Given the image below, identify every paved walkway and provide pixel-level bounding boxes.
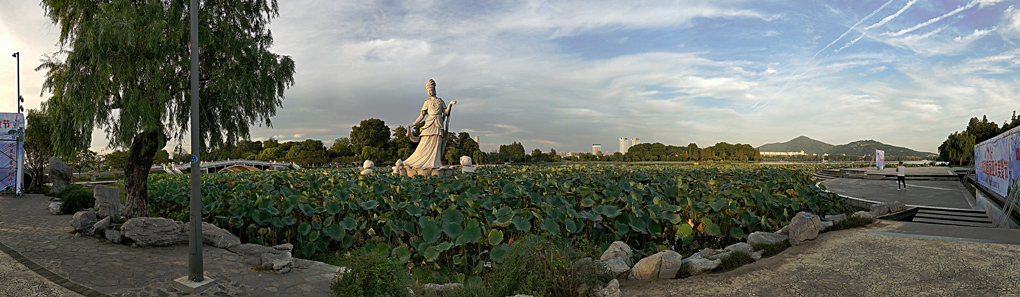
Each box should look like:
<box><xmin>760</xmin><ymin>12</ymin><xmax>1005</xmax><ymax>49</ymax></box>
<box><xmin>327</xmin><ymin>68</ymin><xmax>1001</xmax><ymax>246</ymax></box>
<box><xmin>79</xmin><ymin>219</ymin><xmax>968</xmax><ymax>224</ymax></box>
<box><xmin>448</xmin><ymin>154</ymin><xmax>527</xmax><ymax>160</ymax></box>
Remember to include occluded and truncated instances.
<box><xmin>620</xmin><ymin>220</ymin><xmax>1020</xmax><ymax>296</ymax></box>
<box><xmin>0</xmin><ymin>194</ymin><xmax>339</xmax><ymax>297</ymax></box>
<box><xmin>821</xmin><ymin>179</ymin><xmax>976</xmax><ymax>209</ymax></box>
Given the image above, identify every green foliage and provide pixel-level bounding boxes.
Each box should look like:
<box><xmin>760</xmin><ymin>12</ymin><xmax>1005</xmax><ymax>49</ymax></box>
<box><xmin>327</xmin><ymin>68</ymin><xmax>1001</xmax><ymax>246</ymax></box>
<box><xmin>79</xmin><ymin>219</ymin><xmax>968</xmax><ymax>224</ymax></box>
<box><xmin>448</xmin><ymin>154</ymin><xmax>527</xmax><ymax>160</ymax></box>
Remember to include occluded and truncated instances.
<box><xmin>25</xmin><ymin>109</ymin><xmax>54</xmax><ymax>189</ymax></box>
<box><xmin>827</xmin><ymin>216</ymin><xmax>875</xmax><ymax>231</ymax></box>
<box><xmin>59</xmin><ymin>187</ymin><xmax>94</xmax><ymax>215</ymax></box>
<box><xmin>351</xmin><ymin>119</ymin><xmax>391</xmax><ymax>156</ymax></box>
<box><xmin>489</xmin><ymin>235</ymin><xmax>610</xmax><ymax>297</ymax></box>
<box><xmin>102</xmin><ymin>150</ymin><xmax>131</xmax><ymax>171</ymax></box>
<box><xmin>56</xmin><ymin>184</ymin><xmax>84</xmax><ymax>198</ymax></box>
<box><xmin>759</xmin><ymin>136</ymin><xmax>834</xmax><ymax>155</ymax></box>
<box><xmin>327</xmin><ymin>247</ymin><xmax>412</xmax><ymax>297</ymax></box>
<box><xmin>714</xmin><ymin>251</ymin><xmax>755</xmax><ymax>271</ymax></box>
<box><xmin>146</xmin><ymin>164</ymin><xmax>852</xmax><ymax>271</ymax></box>
<box><xmin>750</xmin><ymin>241</ymin><xmax>789</xmax><ymax>257</ymax></box>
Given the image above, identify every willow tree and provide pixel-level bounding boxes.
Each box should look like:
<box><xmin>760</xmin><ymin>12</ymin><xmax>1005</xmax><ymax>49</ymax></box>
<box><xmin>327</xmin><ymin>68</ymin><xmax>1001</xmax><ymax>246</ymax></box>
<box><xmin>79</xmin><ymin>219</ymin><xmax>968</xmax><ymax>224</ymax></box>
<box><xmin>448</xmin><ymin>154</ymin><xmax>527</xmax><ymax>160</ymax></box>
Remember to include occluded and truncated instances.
<box><xmin>37</xmin><ymin>0</ymin><xmax>295</xmax><ymax>218</ymax></box>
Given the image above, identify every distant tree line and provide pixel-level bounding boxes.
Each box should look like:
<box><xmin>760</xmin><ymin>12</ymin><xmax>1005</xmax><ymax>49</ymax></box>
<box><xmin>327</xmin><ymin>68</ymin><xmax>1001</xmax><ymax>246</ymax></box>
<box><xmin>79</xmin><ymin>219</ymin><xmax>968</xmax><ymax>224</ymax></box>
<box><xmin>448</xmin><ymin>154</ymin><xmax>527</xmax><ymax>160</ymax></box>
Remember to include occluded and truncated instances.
<box><xmin>938</xmin><ymin>113</ymin><xmax>1020</xmax><ymax>166</ymax></box>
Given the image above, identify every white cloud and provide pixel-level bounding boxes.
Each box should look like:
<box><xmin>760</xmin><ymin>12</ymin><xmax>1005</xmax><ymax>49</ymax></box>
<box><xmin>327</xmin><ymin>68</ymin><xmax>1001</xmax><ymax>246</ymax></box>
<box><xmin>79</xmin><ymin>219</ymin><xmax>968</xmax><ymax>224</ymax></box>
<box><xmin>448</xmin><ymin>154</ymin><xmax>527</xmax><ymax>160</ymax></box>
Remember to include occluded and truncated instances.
<box><xmin>1001</xmin><ymin>6</ymin><xmax>1020</xmax><ymax>41</ymax></box>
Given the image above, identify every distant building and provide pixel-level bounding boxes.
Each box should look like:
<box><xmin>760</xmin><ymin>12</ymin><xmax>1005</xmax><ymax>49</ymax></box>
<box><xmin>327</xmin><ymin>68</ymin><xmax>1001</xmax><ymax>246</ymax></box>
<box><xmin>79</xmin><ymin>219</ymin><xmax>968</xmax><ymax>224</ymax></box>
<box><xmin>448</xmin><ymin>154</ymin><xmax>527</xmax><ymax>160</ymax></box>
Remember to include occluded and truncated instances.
<box><xmin>473</xmin><ymin>136</ymin><xmax>479</xmax><ymax>144</ymax></box>
<box><xmin>619</xmin><ymin>138</ymin><xmax>629</xmax><ymax>154</ymax></box>
<box><xmin>592</xmin><ymin>144</ymin><xmax>602</xmax><ymax>155</ymax></box>
<box><xmin>631</xmin><ymin>138</ymin><xmax>639</xmax><ymax>147</ymax></box>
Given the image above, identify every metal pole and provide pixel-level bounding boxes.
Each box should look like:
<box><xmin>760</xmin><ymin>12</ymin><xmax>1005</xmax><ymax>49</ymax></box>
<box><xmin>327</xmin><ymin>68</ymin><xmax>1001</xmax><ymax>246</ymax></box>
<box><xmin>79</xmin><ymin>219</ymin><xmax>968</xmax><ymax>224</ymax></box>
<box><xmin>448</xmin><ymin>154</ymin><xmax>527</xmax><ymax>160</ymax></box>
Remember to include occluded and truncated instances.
<box><xmin>13</xmin><ymin>52</ymin><xmax>19</xmax><ymax>107</ymax></box>
<box><xmin>188</xmin><ymin>0</ymin><xmax>204</xmax><ymax>282</ymax></box>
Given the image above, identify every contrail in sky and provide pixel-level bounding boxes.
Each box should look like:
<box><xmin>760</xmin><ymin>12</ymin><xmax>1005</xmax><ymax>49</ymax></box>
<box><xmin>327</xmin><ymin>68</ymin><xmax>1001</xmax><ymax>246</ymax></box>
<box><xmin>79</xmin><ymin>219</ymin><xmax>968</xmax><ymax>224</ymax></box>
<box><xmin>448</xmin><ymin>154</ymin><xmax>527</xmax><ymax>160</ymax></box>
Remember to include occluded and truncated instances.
<box><xmin>882</xmin><ymin>0</ymin><xmax>986</xmax><ymax>37</ymax></box>
<box><xmin>864</xmin><ymin>0</ymin><xmax>918</xmax><ymax>30</ymax></box>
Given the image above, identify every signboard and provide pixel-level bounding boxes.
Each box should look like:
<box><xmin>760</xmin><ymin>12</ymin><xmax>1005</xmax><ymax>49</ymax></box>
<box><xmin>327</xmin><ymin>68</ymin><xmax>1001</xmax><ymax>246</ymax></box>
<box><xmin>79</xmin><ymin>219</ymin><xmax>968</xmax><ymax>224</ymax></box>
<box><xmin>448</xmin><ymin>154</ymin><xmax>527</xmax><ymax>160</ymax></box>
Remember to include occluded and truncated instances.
<box><xmin>0</xmin><ymin>113</ymin><xmax>25</xmax><ymax>195</ymax></box>
<box><xmin>974</xmin><ymin>125</ymin><xmax>1020</xmax><ymax>198</ymax></box>
<box><xmin>876</xmin><ymin>150</ymin><xmax>885</xmax><ymax>171</ymax></box>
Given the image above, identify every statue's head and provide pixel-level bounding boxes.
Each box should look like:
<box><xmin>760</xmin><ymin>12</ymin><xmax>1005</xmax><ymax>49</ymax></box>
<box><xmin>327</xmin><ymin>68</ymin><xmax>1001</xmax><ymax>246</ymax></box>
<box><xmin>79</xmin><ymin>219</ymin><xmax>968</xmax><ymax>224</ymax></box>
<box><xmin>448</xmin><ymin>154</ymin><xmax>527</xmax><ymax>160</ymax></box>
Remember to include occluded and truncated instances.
<box><xmin>427</xmin><ymin>79</ymin><xmax>437</xmax><ymax>97</ymax></box>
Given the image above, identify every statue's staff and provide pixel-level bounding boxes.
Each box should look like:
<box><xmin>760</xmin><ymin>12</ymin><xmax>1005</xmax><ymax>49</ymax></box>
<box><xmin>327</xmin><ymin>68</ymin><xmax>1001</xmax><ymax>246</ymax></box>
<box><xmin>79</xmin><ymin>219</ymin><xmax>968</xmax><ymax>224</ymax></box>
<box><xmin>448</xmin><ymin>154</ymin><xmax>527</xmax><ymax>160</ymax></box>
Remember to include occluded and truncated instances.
<box><xmin>439</xmin><ymin>101</ymin><xmax>457</xmax><ymax>157</ymax></box>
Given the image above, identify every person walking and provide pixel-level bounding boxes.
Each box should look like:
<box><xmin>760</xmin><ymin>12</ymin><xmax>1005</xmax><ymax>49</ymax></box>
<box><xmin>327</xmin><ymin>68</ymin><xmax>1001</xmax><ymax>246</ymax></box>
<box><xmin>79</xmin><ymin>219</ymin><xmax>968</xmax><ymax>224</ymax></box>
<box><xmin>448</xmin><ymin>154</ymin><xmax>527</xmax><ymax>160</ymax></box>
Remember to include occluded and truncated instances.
<box><xmin>896</xmin><ymin>161</ymin><xmax>907</xmax><ymax>190</ymax></box>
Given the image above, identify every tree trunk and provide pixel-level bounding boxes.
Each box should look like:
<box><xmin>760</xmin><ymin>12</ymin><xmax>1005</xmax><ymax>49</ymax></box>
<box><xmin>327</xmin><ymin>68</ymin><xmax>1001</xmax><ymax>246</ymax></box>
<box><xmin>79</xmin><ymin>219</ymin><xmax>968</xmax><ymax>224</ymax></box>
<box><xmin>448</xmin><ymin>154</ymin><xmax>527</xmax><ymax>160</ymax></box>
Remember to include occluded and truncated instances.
<box><xmin>122</xmin><ymin>130</ymin><xmax>164</xmax><ymax>219</ymax></box>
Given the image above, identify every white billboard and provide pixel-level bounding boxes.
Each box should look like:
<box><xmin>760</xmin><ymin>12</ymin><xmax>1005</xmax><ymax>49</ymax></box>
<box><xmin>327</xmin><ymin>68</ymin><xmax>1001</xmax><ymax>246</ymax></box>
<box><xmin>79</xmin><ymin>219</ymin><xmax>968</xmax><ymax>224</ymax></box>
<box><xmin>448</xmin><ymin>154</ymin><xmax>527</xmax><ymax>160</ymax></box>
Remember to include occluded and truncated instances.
<box><xmin>974</xmin><ymin>125</ymin><xmax>1020</xmax><ymax>199</ymax></box>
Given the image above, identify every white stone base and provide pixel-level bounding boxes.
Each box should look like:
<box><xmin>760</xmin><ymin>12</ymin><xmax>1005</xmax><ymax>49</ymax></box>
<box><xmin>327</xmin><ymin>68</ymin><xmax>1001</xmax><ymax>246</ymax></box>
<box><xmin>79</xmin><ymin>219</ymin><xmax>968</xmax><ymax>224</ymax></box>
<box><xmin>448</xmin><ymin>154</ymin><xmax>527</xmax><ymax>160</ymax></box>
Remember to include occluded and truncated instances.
<box><xmin>172</xmin><ymin>275</ymin><xmax>216</xmax><ymax>294</ymax></box>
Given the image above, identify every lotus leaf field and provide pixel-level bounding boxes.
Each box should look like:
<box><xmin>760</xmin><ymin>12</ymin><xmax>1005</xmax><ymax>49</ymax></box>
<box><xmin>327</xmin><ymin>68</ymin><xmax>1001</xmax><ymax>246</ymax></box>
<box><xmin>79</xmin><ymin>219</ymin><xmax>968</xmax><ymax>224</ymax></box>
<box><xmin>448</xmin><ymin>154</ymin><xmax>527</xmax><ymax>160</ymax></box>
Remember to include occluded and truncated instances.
<box><xmin>148</xmin><ymin>164</ymin><xmax>853</xmax><ymax>270</ymax></box>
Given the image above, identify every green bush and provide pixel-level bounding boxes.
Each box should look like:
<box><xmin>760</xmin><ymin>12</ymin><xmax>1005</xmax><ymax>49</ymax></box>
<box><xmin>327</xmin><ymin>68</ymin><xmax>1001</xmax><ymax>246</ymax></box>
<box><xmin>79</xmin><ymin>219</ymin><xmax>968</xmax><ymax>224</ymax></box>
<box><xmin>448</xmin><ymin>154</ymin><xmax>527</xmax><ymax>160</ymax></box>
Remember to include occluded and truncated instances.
<box><xmin>412</xmin><ymin>282</ymin><xmax>491</xmax><ymax>297</ymax></box>
<box><xmin>714</xmin><ymin>251</ymin><xmax>755</xmax><ymax>271</ymax></box>
<box><xmin>59</xmin><ymin>188</ymin><xmax>94</xmax><ymax>215</ymax></box>
<box><xmin>489</xmin><ymin>235</ymin><xmax>612</xmax><ymax>297</ymax></box>
<box><xmin>750</xmin><ymin>241</ymin><xmax>789</xmax><ymax>257</ymax></box>
<box><xmin>828</xmin><ymin>215</ymin><xmax>875</xmax><ymax>231</ymax></box>
<box><xmin>56</xmin><ymin>184</ymin><xmax>84</xmax><ymax>199</ymax></box>
<box><xmin>329</xmin><ymin>247</ymin><xmax>412</xmax><ymax>297</ymax></box>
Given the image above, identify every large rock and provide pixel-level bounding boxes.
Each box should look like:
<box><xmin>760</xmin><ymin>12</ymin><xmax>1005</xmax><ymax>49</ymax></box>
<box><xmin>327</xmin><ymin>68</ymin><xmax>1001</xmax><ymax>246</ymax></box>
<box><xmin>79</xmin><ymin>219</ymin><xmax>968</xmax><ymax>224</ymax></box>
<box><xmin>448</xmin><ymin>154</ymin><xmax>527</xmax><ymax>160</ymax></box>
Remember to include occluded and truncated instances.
<box><xmin>852</xmin><ymin>210</ymin><xmax>874</xmax><ymax>219</ymax></box>
<box><xmin>227</xmin><ymin>243</ymin><xmax>285</xmax><ymax>257</ymax></box>
<box><xmin>870</xmin><ymin>203</ymin><xmax>890</xmax><ymax>216</ymax></box>
<box><xmin>681</xmin><ymin>256</ymin><xmax>721</xmax><ymax>276</ymax></box>
<box><xmin>69</xmin><ymin>209</ymin><xmax>98</xmax><ymax>235</ymax></box>
<box><xmin>92</xmin><ymin>217</ymin><xmax>111</xmax><ymax>236</ymax></box>
<box><xmin>595</xmin><ymin>279</ymin><xmax>621</xmax><ymax>297</ymax></box>
<box><xmin>48</xmin><ymin>157</ymin><xmax>72</xmax><ymax>193</ymax></box>
<box><xmin>105</xmin><ymin>230</ymin><xmax>124</xmax><ymax>244</ymax></box>
<box><xmin>92</xmin><ymin>186</ymin><xmax>122</xmax><ymax>222</ymax></box>
<box><xmin>261</xmin><ymin>252</ymin><xmax>293</xmax><ymax>274</ymax></box>
<box><xmin>824</xmin><ymin>214</ymin><xmax>847</xmax><ymax>224</ymax></box>
<box><xmin>788</xmin><ymin>212</ymin><xmax>821</xmax><ymax>246</ymax></box>
<box><xmin>601</xmin><ymin>257</ymin><xmax>630</xmax><ymax>278</ymax></box>
<box><xmin>747</xmin><ymin>231</ymin><xmax>788</xmax><ymax>246</ymax></box>
<box><xmin>599</xmin><ymin>241</ymin><xmax>633</xmax><ymax>267</ymax></box>
<box><xmin>887</xmin><ymin>201</ymin><xmax>907</xmax><ymax>213</ymax></box>
<box><xmin>629</xmin><ymin>250</ymin><xmax>683</xmax><ymax>280</ymax></box>
<box><xmin>122</xmin><ymin>217</ymin><xmax>188</xmax><ymax>247</ymax></box>
<box><xmin>819</xmin><ymin>221</ymin><xmax>834</xmax><ymax>232</ymax></box>
<box><xmin>777</xmin><ymin>225</ymin><xmax>789</xmax><ymax>235</ymax></box>
<box><xmin>724</xmin><ymin>242</ymin><xmax>753</xmax><ymax>254</ymax></box>
<box><xmin>181</xmin><ymin>222</ymin><xmax>241</xmax><ymax>249</ymax></box>
<box><xmin>47</xmin><ymin>202</ymin><xmax>62</xmax><ymax>215</ymax></box>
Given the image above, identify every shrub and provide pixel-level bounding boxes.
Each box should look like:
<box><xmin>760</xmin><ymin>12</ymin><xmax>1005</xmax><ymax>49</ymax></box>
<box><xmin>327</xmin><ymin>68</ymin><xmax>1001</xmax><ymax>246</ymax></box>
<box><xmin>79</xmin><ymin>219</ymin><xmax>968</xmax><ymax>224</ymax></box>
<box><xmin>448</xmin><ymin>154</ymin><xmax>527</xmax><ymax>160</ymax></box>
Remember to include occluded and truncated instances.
<box><xmin>750</xmin><ymin>241</ymin><xmax>789</xmax><ymax>257</ymax></box>
<box><xmin>56</xmin><ymin>184</ymin><xmax>84</xmax><ymax>199</ymax></box>
<box><xmin>828</xmin><ymin>216</ymin><xmax>875</xmax><ymax>231</ymax></box>
<box><xmin>412</xmin><ymin>282</ymin><xmax>491</xmax><ymax>297</ymax></box>
<box><xmin>489</xmin><ymin>235</ymin><xmax>612</xmax><ymax>297</ymax></box>
<box><xmin>714</xmin><ymin>251</ymin><xmax>755</xmax><ymax>271</ymax></box>
<box><xmin>59</xmin><ymin>188</ymin><xmax>94</xmax><ymax>215</ymax></box>
<box><xmin>329</xmin><ymin>247</ymin><xmax>412</xmax><ymax>297</ymax></box>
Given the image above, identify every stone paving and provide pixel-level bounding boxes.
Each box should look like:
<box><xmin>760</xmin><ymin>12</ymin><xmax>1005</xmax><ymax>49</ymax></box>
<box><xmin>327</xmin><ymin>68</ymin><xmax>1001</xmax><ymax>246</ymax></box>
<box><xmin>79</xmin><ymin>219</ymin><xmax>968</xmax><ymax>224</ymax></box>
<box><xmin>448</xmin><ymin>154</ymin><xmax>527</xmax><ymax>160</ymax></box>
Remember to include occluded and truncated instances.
<box><xmin>0</xmin><ymin>194</ymin><xmax>339</xmax><ymax>297</ymax></box>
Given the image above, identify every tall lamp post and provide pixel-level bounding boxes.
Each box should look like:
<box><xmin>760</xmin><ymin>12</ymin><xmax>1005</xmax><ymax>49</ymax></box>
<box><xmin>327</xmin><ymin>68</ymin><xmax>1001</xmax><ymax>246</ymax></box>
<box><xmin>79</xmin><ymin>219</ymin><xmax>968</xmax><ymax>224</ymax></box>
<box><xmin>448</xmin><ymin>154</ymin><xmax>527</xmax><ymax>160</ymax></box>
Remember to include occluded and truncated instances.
<box><xmin>12</xmin><ymin>52</ymin><xmax>23</xmax><ymax>113</ymax></box>
<box><xmin>172</xmin><ymin>0</ymin><xmax>215</xmax><ymax>293</ymax></box>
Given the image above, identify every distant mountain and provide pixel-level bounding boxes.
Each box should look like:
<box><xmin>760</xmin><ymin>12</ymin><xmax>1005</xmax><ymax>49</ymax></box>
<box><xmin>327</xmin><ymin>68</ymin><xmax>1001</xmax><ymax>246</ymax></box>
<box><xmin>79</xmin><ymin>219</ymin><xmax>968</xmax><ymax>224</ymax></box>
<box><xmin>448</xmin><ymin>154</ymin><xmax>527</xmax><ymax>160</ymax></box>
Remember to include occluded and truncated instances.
<box><xmin>757</xmin><ymin>136</ymin><xmax>834</xmax><ymax>155</ymax></box>
<box><xmin>826</xmin><ymin>140</ymin><xmax>935</xmax><ymax>158</ymax></box>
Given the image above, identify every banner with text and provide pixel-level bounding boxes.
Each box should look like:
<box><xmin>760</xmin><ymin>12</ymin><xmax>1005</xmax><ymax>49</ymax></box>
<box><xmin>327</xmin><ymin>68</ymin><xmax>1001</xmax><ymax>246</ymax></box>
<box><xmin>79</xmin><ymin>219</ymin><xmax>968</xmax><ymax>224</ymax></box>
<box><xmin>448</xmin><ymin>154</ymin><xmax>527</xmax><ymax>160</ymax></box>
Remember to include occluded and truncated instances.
<box><xmin>0</xmin><ymin>113</ymin><xmax>25</xmax><ymax>195</ymax></box>
<box><xmin>974</xmin><ymin>125</ymin><xmax>1020</xmax><ymax>198</ymax></box>
<box><xmin>876</xmin><ymin>150</ymin><xmax>885</xmax><ymax>171</ymax></box>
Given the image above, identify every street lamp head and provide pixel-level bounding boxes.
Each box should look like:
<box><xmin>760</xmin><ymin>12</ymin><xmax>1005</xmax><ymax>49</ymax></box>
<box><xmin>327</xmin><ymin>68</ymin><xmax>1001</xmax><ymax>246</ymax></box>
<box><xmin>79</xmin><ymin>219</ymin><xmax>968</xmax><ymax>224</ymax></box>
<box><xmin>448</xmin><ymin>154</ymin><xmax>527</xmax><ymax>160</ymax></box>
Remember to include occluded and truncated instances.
<box><xmin>11</xmin><ymin>52</ymin><xmax>17</xmax><ymax>58</ymax></box>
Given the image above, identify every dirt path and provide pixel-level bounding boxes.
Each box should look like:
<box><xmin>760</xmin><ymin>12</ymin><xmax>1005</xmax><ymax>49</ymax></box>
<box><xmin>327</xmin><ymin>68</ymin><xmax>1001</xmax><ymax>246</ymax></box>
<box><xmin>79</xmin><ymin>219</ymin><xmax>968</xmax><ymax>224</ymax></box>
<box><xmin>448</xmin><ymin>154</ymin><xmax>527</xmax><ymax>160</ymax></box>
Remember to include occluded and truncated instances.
<box><xmin>620</xmin><ymin>221</ymin><xmax>1020</xmax><ymax>297</ymax></box>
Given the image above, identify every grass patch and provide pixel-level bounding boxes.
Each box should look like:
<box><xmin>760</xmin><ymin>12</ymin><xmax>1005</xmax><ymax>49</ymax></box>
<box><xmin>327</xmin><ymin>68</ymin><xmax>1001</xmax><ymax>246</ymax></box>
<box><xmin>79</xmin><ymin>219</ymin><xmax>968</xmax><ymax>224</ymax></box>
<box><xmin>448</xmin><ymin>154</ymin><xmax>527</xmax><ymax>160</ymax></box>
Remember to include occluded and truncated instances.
<box><xmin>411</xmin><ymin>282</ymin><xmax>491</xmax><ymax>297</ymax></box>
<box><xmin>750</xmin><ymin>241</ymin><xmax>789</xmax><ymax>257</ymax></box>
<box><xmin>714</xmin><ymin>251</ymin><xmax>755</xmax><ymax>271</ymax></box>
<box><xmin>827</xmin><ymin>216</ymin><xmax>875</xmax><ymax>232</ymax></box>
<box><xmin>327</xmin><ymin>247</ymin><xmax>412</xmax><ymax>297</ymax></box>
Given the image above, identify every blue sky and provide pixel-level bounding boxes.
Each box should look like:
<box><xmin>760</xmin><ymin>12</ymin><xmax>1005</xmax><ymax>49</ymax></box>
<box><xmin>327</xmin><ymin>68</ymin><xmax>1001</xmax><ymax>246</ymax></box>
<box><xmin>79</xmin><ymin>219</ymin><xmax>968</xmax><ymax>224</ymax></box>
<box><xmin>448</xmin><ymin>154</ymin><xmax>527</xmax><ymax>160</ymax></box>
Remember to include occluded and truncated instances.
<box><xmin>2</xmin><ymin>0</ymin><xmax>1020</xmax><ymax>154</ymax></box>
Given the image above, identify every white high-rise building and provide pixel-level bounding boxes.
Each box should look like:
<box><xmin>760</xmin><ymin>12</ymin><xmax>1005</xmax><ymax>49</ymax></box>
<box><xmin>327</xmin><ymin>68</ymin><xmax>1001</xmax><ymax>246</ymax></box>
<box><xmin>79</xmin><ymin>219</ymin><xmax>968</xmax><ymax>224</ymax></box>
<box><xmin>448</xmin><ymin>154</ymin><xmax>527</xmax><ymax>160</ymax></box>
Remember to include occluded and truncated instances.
<box><xmin>592</xmin><ymin>144</ymin><xmax>602</xmax><ymax>155</ymax></box>
<box><xmin>631</xmin><ymin>138</ymin><xmax>640</xmax><ymax>147</ymax></box>
<box><xmin>619</xmin><ymin>138</ymin><xmax>629</xmax><ymax>154</ymax></box>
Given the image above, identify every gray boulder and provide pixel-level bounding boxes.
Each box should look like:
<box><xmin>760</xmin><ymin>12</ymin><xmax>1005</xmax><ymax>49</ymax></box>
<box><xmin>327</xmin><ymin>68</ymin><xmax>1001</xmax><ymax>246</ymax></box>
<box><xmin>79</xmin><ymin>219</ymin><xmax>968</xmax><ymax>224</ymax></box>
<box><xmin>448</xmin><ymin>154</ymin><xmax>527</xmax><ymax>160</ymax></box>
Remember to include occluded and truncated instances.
<box><xmin>887</xmin><ymin>201</ymin><xmax>907</xmax><ymax>213</ymax></box>
<box><xmin>870</xmin><ymin>203</ymin><xmax>890</xmax><ymax>216</ymax></box>
<box><xmin>181</xmin><ymin>222</ymin><xmax>241</xmax><ymax>249</ymax></box>
<box><xmin>852</xmin><ymin>210</ymin><xmax>874</xmax><ymax>219</ymax></box>
<box><xmin>601</xmin><ymin>257</ymin><xmax>630</xmax><ymax>278</ymax></box>
<box><xmin>47</xmin><ymin>202</ymin><xmax>62</xmax><ymax>215</ymax></box>
<box><xmin>595</xmin><ymin>279</ymin><xmax>621</xmax><ymax>297</ymax></box>
<box><xmin>122</xmin><ymin>217</ymin><xmax>188</xmax><ymax>247</ymax></box>
<box><xmin>91</xmin><ymin>217</ymin><xmax>111</xmax><ymax>236</ymax></box>
<box><xmin>92</xmin><ymin>186</ymin><xmax>122</xmax><ymax>222</ymax></box>
<box><xmin>820</xmin><ymin>221</ymin><xmax>834</xmax><ymax>232</ymax></box>
<box><xmin>105</xmin><ymin>230</ymin><xmax>124</xmax><ymax>244</ymax></box>
<box><xmin>629</xmin><ymin>250</ymin><xmax>683</xmax><ymax>280</ymax></box>
<box><xmin>824</xmin><ymin>214</ymin><xmax>847</xmax><ymax>224</ymax></box>
<box><xmin>681</xmin><ymin>256</ymin><xmax>721</xmax><ymax>276</ymax></box>
<box><xmin>228</xmin><ymin>243</ymin><xmax>285</xmax><ymax>257</ymax></box>
<box><xmin>261</xmin><ymin>252</ymin><xmax>293</xmax><ymax>274</ymax></box>
<box><xmin>48</xmin><ymin>157</ymin><xmax>72</xmax><ymax>193</ymax></box>
<box><xmin>751</xmin><ymin>250</ymin><xmax>764</xmax><ymax>261</ymax></box>
<box><xmin>599</xmin><ymin>241</ymin><xmax>633</xmax><ymax>267</ymax></box>
<box><xmin>724</xmin><ymin>242</ymin><xmax>753</xmax><ymax>254</ymax></box>
<box><xmin>777</xmin><ymin>225</ymin><xmax>789</xmax><ymax>235</ymax></box>
<box><xmin>747</xmin><ymin>231</ymin><xmax>788</xmax><ymax>246</ymax></box>
<box><xmin>69</xmin><ymin>209</ymin><xmax>98</xmax><ymax>235</ymax></box>
<box><xmin>706</xmin><ymin>251</ymin><xmax>732</xmax><ymax>261</ymax></box>
<box><xmin>788</xmin><ymin>212</ymin><xmax>821</xmax><ymax>246</ymax></box>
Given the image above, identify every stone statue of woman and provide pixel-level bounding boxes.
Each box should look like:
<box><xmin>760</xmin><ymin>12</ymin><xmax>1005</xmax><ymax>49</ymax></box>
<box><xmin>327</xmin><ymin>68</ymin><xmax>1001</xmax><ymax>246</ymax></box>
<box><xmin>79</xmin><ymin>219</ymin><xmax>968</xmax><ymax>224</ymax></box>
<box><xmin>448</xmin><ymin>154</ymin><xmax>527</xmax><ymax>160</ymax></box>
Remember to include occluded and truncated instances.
<box><xmin>404</xmin><ymin>79</ymin><xmax>449</xmax><ymax>171</ymax></box>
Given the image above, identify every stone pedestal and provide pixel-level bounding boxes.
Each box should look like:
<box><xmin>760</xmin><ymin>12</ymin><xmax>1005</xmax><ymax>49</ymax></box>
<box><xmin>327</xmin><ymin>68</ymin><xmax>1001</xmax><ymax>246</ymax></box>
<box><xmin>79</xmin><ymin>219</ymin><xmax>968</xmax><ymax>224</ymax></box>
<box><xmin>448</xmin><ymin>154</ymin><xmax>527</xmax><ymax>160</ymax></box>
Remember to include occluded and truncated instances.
<box><xmin>172</xmin><ymin>276</ymin><xmax>216</xmax><ymax>294</ymax></box>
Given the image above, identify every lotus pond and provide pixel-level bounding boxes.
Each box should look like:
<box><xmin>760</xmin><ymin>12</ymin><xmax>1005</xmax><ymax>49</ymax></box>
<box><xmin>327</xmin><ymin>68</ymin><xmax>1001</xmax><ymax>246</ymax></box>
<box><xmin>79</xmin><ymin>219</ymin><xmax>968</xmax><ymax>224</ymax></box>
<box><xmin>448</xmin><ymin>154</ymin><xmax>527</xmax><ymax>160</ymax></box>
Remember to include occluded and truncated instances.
<box><xmin>148</xmin><ymin>163</ymin><xmax>853</xmax><ymax>272</ymax></box>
